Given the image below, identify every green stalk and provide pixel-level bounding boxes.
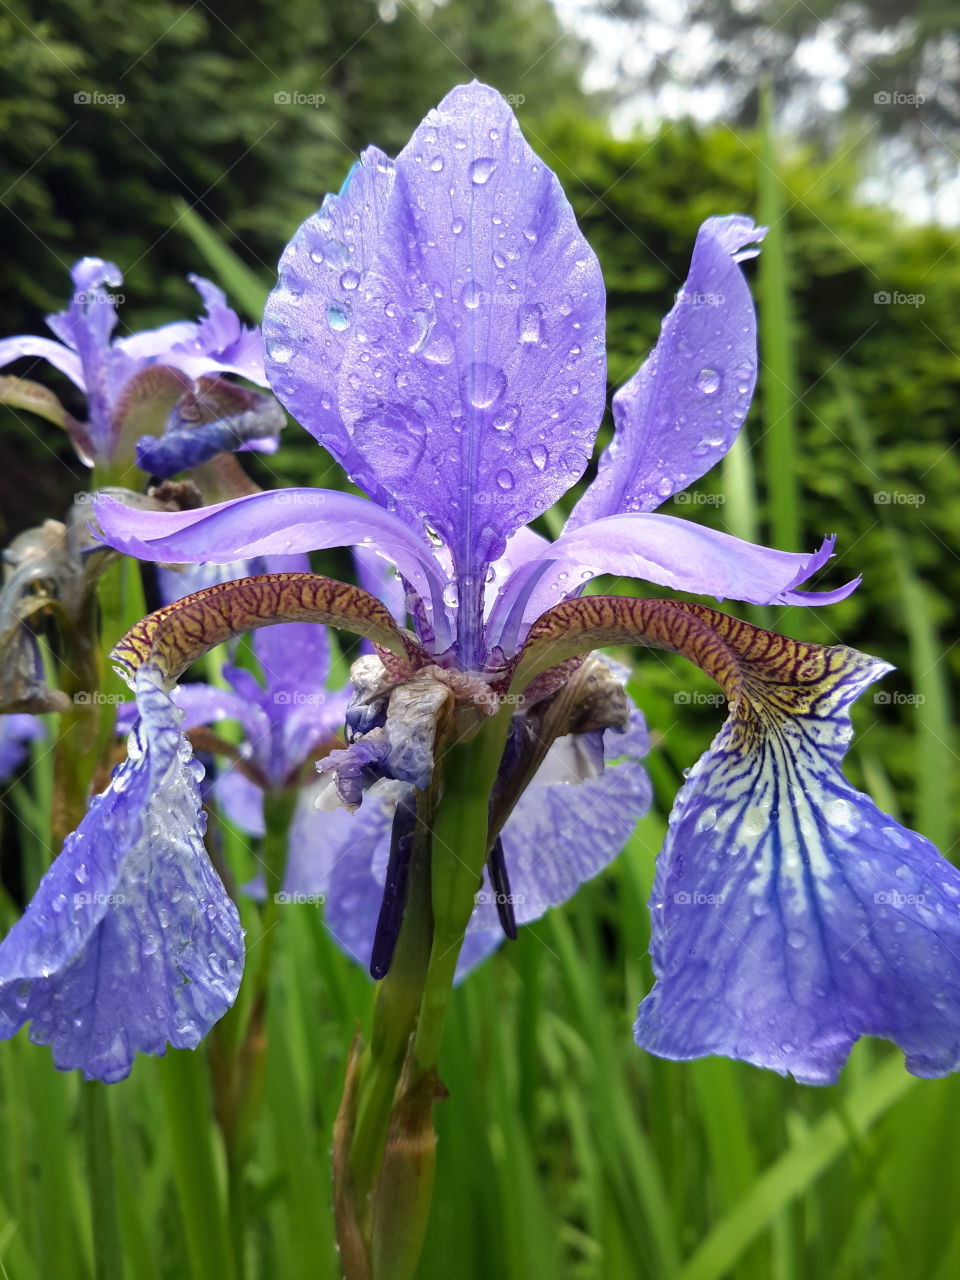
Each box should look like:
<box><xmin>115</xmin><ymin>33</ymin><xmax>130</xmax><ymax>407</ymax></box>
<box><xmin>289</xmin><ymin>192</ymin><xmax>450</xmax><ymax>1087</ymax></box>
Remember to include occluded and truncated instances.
<box><xmin>160</xmin><ymin>1051</ymin><xmax>237</xmax><ymax>1280</ymax></box>
<box><xmin>413</xmin><ymin>710</ymin><xmax>512</xmax><ymax>1071</ymax></box>
<box><xmin>83</xmin><ymin>1083</ymin><xmax>123</xmax><ymax>1280</ymax></box>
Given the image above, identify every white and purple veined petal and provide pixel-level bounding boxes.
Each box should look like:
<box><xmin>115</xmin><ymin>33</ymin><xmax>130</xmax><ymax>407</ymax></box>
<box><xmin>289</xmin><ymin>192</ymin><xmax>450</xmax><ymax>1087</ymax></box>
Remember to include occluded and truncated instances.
<box><xmin>568</xmin><ymin>216</ymin><xmax>766</xmax><ymax>528</ymax></box>
<box><xmin>0</xmin><ymin>663</ymin><xmax>243</xmax><ymax>1082</ymax></box>
<box><xmin>634</xmin><ymin>645</ymin><xmax>960</xmax><ymax>1084</ymax></box>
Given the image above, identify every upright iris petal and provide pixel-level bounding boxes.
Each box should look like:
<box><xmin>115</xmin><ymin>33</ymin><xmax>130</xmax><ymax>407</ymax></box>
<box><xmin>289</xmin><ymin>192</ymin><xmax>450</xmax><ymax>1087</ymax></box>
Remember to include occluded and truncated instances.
<box><xmin>264</xmin><ymin>81</ymin><xmax>607</xmax><ymax>663</ymax></box>
<box><xmin>0</xmin><ymin>663</ymin><xmax>243</xmax><ymax>1082</ymax></box>
<box><xmin>568</xmin><ymin>216</ymin><xmax>766</xmax><ymax>525</ymax></box>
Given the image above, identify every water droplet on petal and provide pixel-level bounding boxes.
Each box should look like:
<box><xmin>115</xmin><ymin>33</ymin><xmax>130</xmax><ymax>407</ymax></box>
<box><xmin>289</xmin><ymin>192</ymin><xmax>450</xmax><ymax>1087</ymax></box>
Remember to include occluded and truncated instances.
<box><xmin>451</xmin><ymin>217</ymin><xmax>465</xmax><ymax>235</ymax></box>
<box><xmin>421</xmin><ymin>330</ymin><xmax>454</xmax><ymax>364</ymax></box>
<box><xmin>442</xmin><ymin>582</ymin><xmax>459</xmax><ymax>609</ymax></box>
<box><xmin>460</xmin><ymin>362</ymin><xmax>506</xmax><ymax>409</ymax></box>
<box><xmin>696</xmin><ymin>367</ymin><xmax>721</xmax><ymax>395</ymax></box>
<box><xmin>529</xmin><ymin>444</ymin><xmax>548</xmax><ymax>470</ymax></box>
<box><xmin>327</xmin><ymin>304</ymin><xmax>351</xmax><ymax>332</ymax></box>
<box><xmin>340</xmin><ymin>269</ymin><xmax>360</xmax><ymax>291</ymax></box>
<box><xmin>428</xmin><ymin>155</ymin><xmax>444</xmax><ymax>172</ymax></box>
<box><xmin>267</xmin><ymin>339</ymin><xmax>293</xmax><ymax>364</ymax></box>
<box><xmin>518</xmin><ymin>304</ymin><xmax>543</xmax><ymax>344</ymax></box>
<box><xmin>461</xmin><ymin>280</ymin><xmax>483</xmax><ymax>310</ymax></box>
<box><xmin>352</xmin><ymin>404</ymin><xmax>428</xmax><ymax>482</ymax></box>
<box><xmin>496</xmin><ymin>469</ymin><xmax>514</xmax><ymax>491</ymax></box>
<box><xmin>323</xmin><ymin>239</ymin><xmax>349</xmax><ymax>269</ymax></box>
<box><xmin>469</xmin><ymin>157</ymin><xmax>497</xmax><ymax>185</ymax></box>
<box><xmin>656</xmin><ymin>477</ymin><xmax>675</xmax><ymax>498</ymax></box>
<box><xmin>493</xmin><ymin>404</ymin><xmax>519</xmax><ymax>431</ymax></box>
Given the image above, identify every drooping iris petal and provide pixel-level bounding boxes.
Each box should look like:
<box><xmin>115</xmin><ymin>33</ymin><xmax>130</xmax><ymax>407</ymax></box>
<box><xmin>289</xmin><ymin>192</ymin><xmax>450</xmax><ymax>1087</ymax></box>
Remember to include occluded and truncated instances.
<box><xmin>165</xmin><ymin>275</ymin><xmax>265</xmax><ymax>384</ymax></box>
<box><xmin>490</xmin><ymin>517</ymin><xmax>857</xmax><ymax>653</ymax></box>
<box><xmin>0</xmin><ymin>663</ymin><xmax>243</xmax><ymax>1082</ymax></box>
<box><xmin>568</xmin><ymin>216</ymin><xmax>766</xmax><ymax>528</ymax></box>
<box><xmin>110</xmin><ymin>570</ymin><xmax>425</xmax><ymax>691</ymax></box>
<box><xmin>636</xmin><ymin>648</ymin><xmax>960</xmax><ymax>1084</ymax></box>
<box><xmin>264</xmin><ymin>146</ymin><xmax>397</xmax><ymax>501</ymax></box>
<box><xmin>335</xmin><ymin>83</ymin><xmax>606</xmax><ymax>597</ymax></box>
<box><xmin>94</xmin><ymin>489</ymin><xmax>450</xmax><ymax>643</ymax></box>
<box><xmin>508</xmin><ymin>593</ymin><xmax>960</xmax><ymax>1083</ymax></box>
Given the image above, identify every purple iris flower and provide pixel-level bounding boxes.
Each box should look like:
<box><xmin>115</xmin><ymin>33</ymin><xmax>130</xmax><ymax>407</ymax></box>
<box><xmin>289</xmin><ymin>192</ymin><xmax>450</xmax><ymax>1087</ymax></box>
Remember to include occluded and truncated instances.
<box><xmin>3</xmin><ymin>81</ymin><xmax>955</xmax><ymax>1087</ymax></box>
<box><xmin>0</xmin><ymin>259</ymin><xmax>281</xmax><ymax>470</ymax></box>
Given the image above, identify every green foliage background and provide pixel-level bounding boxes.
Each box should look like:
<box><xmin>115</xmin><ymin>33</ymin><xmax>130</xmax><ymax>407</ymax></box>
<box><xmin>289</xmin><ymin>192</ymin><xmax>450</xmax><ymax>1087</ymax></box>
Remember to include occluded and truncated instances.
<box><xmin>1</xmin><ymin>1</ymin><xmax>958</xmax><ymax>1278</ymax></box>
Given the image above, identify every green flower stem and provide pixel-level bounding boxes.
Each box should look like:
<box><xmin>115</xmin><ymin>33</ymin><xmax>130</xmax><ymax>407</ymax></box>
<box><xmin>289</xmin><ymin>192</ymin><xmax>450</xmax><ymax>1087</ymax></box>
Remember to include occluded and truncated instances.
<box><xmin>83</xmin><ymin>1082</ymin><xmax>123</xmax><ymax>1280</ymax></box>
<box><xmin>348</xmin><ymin>796</ymin><xmax>436</xmax><ymax>1210</ymax></box>
<box><xmin>413</xmin><ymin>707</ymin><xmax>512</xmax><ymax>1072</ymax></box>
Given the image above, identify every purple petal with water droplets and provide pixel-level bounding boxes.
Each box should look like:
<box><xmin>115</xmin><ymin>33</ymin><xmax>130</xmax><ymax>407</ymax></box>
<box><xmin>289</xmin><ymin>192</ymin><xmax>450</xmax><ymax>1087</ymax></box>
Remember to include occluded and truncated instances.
<box><xmin>635</xmin><ymin>645</ymin><xmax>960</xmax><ymax>1084</ymax></box>
<box><xmin>0</xmin><ymin>664</ymin><xmax>243</xmax><ymax>1082</ymax></box>
<box><xmin>569</xmin><ymin>216</ymin><xmax>766</xmax><ymax>527</ymax></box>
<box><xmin>263</xmin><ymin>146</ymin><xmax>397</xmax><ymax>502</ymax></box>
<box><xmin>335</xmin><ymin>82</ymin><xmax>606</xmax><ymax>593</ymax></box>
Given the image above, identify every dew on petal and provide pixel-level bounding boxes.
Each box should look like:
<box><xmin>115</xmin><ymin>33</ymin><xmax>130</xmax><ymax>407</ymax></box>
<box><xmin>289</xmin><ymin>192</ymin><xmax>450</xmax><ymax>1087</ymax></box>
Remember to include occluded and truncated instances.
<box><xmin>468</xmin><ymin>157</ymin><xmax>497</xmax><ymax>185</ymax></box>
<box><xmin>518</xmin><ymin>304</ymin><xmax>543</xmax><ymax>345</ymax></box>
<box><xmin>460</xmin><ymin>362</ymin><xmax>506</xmax><ymax>409</ymax></box>
<box><xmin>327</xmin><ymin>304</ymin><xmax>351</xmax><ymax>332</ymax></box>
<box><xmin>695</xmin><ymin>367</ymin><xmax>722</xmax><ymax>395</ymax></box>
<box><xmin>493</xmin><ymin>404</ymin><xmax>519</xmax><ymax>431</ymax></box>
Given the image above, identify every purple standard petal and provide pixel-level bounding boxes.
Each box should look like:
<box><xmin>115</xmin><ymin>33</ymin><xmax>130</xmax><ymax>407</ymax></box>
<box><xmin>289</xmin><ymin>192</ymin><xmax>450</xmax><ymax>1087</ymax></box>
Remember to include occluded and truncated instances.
<box><xmin>0</xmin><ymin>664</ymin><xmax>243</xmax><ymax>1082</ymax></box>
<box><xmin>568</xmin><ymin>216</ymin><xmax>766</xmax><ymax>528</ymax></box>
<box><xmin>93</xmin><ymin>488</ymin><xmax>451</xmax><ymax>643</ymax></box>
<box><xmin>334</xmin><ymin>82</ymin><xmax>606</xmax><ymax>657</ymax></box>
<box><xmin>457</xmin><ymin>709</ymin><xmax>651</xmax><ymax>977</ymax></box>
<box><xmin>45</xmin><ymin>259</ymin><xmax>125</xmax><ymax>442</ymax></box>
<box><xmin>490</xmin><ymin>516</ymin><xmax>858</xmax><ymax>653</ymax></box>
<box><xmin>634</xmin><ymin>642</ymin><xmax>960</xmax><ymax>1084</ymax></box>
<box><xmin>264</xmin><ymin>146</ymin><xmax>398</xmax><ymax>502</ymax></box>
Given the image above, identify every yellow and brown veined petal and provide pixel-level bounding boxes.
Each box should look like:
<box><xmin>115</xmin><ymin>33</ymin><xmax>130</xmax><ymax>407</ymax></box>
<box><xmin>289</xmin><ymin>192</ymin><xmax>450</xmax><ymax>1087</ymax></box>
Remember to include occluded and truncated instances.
<box><xmin>111</xmin><ymin>571</ymin><xmax>429</xmax><ymax>687</ymax></box>
<box><xmin>511</xmin><ymin>596</ymin><xmax>960</xmax><ymax>1084</ymax></box>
